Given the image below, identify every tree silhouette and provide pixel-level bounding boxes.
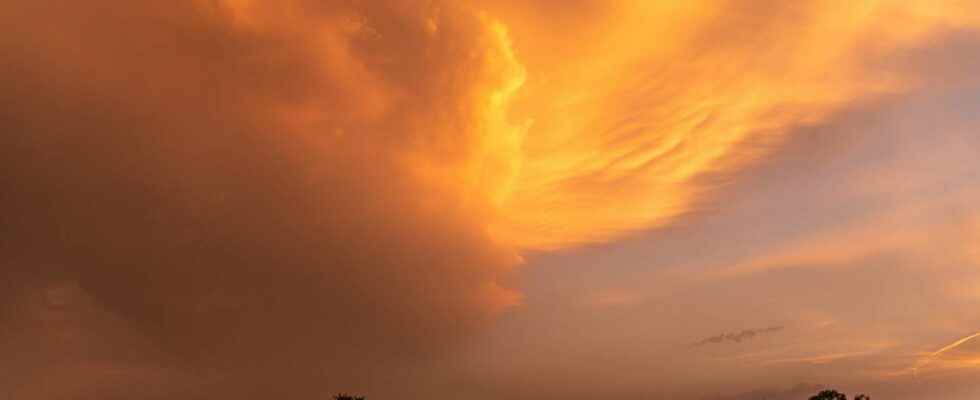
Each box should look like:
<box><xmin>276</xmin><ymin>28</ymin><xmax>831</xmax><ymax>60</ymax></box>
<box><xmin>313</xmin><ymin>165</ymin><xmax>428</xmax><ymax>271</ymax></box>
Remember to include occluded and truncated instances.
<box><xmin>334</xmin><ymin>393</ymin><xmax>365</xmax><ymax>400</ymax></box>
<box><xmin>810</xmin><ymin>390</ymin><xmax>847</xmax><ymax>400</ymax></box>
<box><xmin>808</xmin><ymin>389</ymin><xmax>870</xmax><ymax>400</ymax></box>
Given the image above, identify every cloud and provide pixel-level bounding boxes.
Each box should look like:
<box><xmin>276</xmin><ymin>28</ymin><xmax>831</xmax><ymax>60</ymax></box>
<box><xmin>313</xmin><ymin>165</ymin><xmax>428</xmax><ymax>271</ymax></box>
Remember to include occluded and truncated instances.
<box><xmin>761</xmin><ymin>350</ymin><xmax>881</xmax><ymax>366</ymax></box>
<box><xmin>1</xmin><ymin>0</ymin><xmax>524</xmax><ymax>397</ymax></box>
<box><xmin>454</xmin><ymin>48</ymin><xmax>980</xmax><ymax>399</ymax></box>
<box><xmin>694</xmin><ymin>326</ymin><xmax>785</xmax><ymax>347</ymax></box>
<box><xmin>484</xmin><ymin>0</ymin><xmax>980</xmax><ymax>250</ymax></box>
<box><xmin>3</xmin><ymin>1</ymin><xmax>980</xmax><ymax>399</ymax></box>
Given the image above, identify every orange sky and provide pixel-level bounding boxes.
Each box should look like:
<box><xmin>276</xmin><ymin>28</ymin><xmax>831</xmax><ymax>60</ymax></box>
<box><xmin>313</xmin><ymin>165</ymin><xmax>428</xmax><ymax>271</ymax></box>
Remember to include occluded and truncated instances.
<box><xmin>2</xmin><ymin>1</ymin><xmax>980</xmax><ymax>399</ymax></box>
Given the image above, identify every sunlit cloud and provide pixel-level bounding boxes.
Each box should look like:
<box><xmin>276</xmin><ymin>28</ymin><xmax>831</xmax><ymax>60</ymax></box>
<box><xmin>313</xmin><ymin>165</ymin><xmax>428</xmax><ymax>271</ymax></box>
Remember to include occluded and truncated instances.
<box><xmin>485</xmin><ymin>1</ymin><xmax>980</xmax><ymax>250</ymax></box>
<box><xmin>3</xmin><ymin>1</ymin><xmax>980</xmax><ymax>399</ymax></box>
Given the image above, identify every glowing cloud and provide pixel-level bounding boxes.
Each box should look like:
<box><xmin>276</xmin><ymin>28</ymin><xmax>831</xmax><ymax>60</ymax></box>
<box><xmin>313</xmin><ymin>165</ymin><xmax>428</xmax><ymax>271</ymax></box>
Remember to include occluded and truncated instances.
<box><xmin>3</xmin><ymin>1</ymin><xmax>980</xmax><ymax>398</ymax></box>
<box><xmin>481</xmin><ymin>1</ymin><xmax>980</xmax><ymax>250</ymax></box>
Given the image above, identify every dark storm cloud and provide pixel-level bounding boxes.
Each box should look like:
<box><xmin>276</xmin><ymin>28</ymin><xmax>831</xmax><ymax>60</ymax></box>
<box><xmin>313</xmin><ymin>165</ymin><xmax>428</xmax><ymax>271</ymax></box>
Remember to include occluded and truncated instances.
<box><xmin>0</xmin><ymin>0</ymin><xmax>519</xmax><ymax>398</ymax></box>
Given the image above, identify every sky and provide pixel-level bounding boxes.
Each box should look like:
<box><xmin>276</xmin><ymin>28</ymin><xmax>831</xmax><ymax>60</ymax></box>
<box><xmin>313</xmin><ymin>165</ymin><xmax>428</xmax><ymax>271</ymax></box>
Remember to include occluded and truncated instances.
<box><xmin>1</xmin><ymin>1</ymin><xmax>979</xmax><ymax>399</ymax></box>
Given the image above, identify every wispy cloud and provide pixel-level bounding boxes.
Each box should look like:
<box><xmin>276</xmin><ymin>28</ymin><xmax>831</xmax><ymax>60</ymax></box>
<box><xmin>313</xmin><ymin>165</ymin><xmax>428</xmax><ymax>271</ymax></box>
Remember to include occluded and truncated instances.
<box><xmin>693</xmin><ymin>326</ymin><xmax>785</xmax><ymax>347</ymax></box>
<box><xmin>761</xmin><ymin>350</ymin><xmax>879</xmax><ymax>366</ymax></box>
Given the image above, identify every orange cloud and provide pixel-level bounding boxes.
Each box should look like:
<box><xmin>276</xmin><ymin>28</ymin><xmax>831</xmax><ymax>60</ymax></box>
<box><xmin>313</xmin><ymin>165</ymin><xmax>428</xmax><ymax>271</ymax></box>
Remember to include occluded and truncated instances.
<box><xmin>3</xmin><ymin>1</ymin><xmax>980</xmax><ymax>398</ymax></box>
<box><xmin>1</xmin><ymin>1</ymin><xmax>527</xmax><ymax>397</ymax></box>
<box><xmin>480</xmin><ymin>1</ymin><xmax>980</xmax><ymax>250</ymax></box>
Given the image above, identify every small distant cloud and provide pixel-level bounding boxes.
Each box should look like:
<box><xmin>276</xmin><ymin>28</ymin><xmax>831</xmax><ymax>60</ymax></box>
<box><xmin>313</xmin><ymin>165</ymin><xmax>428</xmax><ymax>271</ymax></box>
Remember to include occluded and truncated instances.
<box><xmin>693</xmin><ymin>326</ymin><xmax>784</xmax><ymax>347</ymax></box>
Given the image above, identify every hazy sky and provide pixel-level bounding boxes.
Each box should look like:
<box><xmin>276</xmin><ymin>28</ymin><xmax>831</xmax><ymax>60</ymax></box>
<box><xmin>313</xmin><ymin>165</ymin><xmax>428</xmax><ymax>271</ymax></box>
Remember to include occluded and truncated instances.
<box><xmin>2</xmin><ymin>1</ymin><xmax>979</xmax><ymax>399</ymax></box>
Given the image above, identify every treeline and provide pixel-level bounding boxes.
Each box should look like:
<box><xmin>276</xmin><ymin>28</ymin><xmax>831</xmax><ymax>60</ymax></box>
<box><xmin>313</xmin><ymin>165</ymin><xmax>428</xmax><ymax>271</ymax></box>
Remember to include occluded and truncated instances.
<box><xmin>809</xmin><ymin>390</ymin><xmax>870</xmax><ymax>400</ymax></box>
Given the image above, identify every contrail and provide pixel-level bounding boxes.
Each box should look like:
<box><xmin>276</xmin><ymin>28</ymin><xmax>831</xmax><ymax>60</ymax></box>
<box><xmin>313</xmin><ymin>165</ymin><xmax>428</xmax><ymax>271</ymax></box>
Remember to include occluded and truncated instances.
<box><xmin>913</xmin><ymin>331</ymin><xmax>980</xmax><ymax>377</ymax></box>
<box><xmin>930</xmin><ymin>332</ymin><xmax>980</xmax><ymax>357</ymax></box>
